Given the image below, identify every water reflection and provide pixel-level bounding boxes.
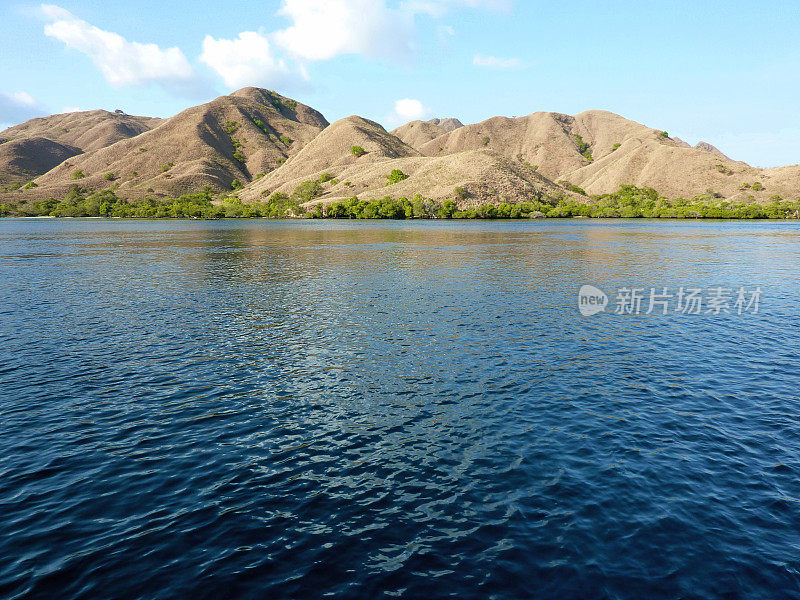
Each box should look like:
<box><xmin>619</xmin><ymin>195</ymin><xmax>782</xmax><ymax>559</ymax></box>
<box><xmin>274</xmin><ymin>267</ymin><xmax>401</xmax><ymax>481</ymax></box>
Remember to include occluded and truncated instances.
<box><xmin>0</xmin><ymin>219</ymin><xmax>799</xmax><ymax>599</ymax></box>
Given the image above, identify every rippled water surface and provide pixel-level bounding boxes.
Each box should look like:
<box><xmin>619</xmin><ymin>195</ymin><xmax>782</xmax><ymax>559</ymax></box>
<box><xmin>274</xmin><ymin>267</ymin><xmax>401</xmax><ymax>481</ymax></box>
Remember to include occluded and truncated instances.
<box><xmin>1</xmin><ymin>219</ymin><xmax>800</xmax><ymax>599</ymax></box>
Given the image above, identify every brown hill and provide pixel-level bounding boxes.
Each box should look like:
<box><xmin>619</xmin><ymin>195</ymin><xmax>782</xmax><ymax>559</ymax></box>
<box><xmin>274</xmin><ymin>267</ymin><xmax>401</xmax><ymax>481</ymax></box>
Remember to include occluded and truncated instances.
<box><xmin>694</xmin><ymin>141</ymin><xmax>732</xmax><ymax>161</ymax></box>
<box><xmin>391</xmin><ymin>117</ymin><xmax>464</xmax><ymax>149</ymax></box>
<box><xmin>239</xmin><ymin>113</ymin><xmax>571</xmax><ymax>207</ymax></box>
<box><xmin>25</xmin><ymin>88</ymin><xmax>329</xmax><ymax>199</ymax></box>
<box><xmin>413</xmin><ymin>109</ymin><xmax>798</xmax><ymax>202</ymax></box>
<box><xmin>244</xmin><ymin>149</ymin><xmax>572</xmax><ymax>208</ymax></box>
<box><xmin>0</xmin><ymin>109</ymin><xmax>160</xmax><ymax>189</ymax></box>
<box><xmin>0</xmin><ymin>110</ymin><xmax>160</xmax><ymax>152</ymax></box>
<box><xmin>0</xmin><ymin>137</ymin><xmax>81</xmax><ymax>189</ymax></box>
<box><xmin>3</xmin><ymin>89</ymin><xmax>797</xmax><ymax>207</ymax></box>
<box><xmin>243</xmin><ymin>115</ymin><xmax>419</xmax><ymax>199</ymax></box>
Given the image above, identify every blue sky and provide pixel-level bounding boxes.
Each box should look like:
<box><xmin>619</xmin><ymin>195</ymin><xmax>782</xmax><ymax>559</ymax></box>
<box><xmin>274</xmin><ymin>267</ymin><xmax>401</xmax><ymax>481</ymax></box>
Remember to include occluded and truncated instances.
<box><xmin>1</xmin><ymin>0</ymin><xmax>798</xmax><ymax>167</ymax></box>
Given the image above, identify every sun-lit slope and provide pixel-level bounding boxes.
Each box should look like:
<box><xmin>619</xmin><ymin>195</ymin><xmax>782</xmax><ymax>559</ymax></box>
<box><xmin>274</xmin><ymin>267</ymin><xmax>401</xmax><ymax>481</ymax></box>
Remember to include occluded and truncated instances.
<box><xmin>243</xmin><ymin>144</ymin><xmax>572</xmax><ymax>208</ymax></box>
<box><xmin>0</xmin><ymin>109</ymin><xmax>160</xmax><ymax>152</ymax></box>
<box><xmin>29</xmin><ymin>88</ymin><xmax>329</xmax><ymax>199</ymax></box>
<box><xmin>391</xmin><ymin>118</ymin><xmax>464</xmax><ymax>149</ymax></box>
<box><xmin>241</xmin><ymin>115</ymin><xmax>420</xmax><ymax>201</ymax></box>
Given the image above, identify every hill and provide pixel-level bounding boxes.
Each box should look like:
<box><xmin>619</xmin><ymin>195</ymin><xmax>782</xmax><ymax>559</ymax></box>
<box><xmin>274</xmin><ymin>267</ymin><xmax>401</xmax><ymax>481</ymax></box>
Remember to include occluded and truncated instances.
<box><xmin>0</xmin><ymin>138</ymin><xmax>81</xmax><ymax>190</ymax></box>
<box><xmin>0</xmin><ymin>109</ymin><xmax>160</xmax><ymax>189</ymax></box>
<box><xmin>240</xmin><ymin>115</ymin><xmax>571</xmax><ymax>207</ymax></box>
<box><xmin>23</xmin><ymin>88</ymin><xmax>329</xmax><ymax>200</ymax></box>
<box><xmin>391</xmin><ymin>117</ymin><xmax>464</xmax><ymax>149</ymax></box>
<box><xmin>0</xmin><ymin>109</ymin><xmax>160</xmax><ymax>152</ymax></box>
<box><xmin>242</xmin><ymin>115</ymin><xmax>420</xmax><ymax>200</ymax></box>
<box><xmin>1</xmin><ymin>90</ymin><xmax>797</xmax><ymax>209</ymax></box>
<box><xmin>417</xmin><ymin>109</ymin><xmax>799</xmax><ymax>202</ymax></box>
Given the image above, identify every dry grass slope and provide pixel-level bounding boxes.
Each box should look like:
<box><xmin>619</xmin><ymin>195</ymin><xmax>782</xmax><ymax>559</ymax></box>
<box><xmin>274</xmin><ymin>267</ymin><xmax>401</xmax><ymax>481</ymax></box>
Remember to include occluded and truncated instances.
<box><xmin>23</xmin><ymin>88</ymin><xmax>329</xmax><ymax>200</ymax></box>
<box><xmin>0</xmin><ymin>138</ymin><xmax>81</xmax><ymax>187</ymax></box>
<box><xmin>0</xmin><ymin>110</ymin><xmax>160</xmax><ymax>152</ymax></box>
<box><xmin>2</xmin><ymin>90</ymin><xmax>797</xmax><ymax>207</ymax></box>
<box><xmin>391</xmin><ymin>118</ymin><xmax>464</xmax><ymax>149</ymax></box>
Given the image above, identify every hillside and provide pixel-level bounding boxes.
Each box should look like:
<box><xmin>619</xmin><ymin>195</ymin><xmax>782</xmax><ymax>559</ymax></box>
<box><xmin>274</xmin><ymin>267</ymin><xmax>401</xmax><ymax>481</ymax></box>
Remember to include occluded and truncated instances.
<box><xmin>1</xmin><ymin>90</ymin><xmax>797</xmax><ymax>209</ymax></box>
<box><xmin>416</xmin><ymin>110</ymin><xmax>799</xmax><ymax>202</ymax></box>
<box><xmin>242</xmin><ymin>115</ymin><xmax>420</xmax><ymax>200</ymax></box>
<box><xmin>239</xmin><ymin>114</ymin><xmax>572</xmax><ymax>207</ymax></box>
<box><xmin>24</xmin><ymin>88</ymin><xmax>329</xmax><ymax>200</ymax></box>
<box><xmin>0</xmin><ymin>138</ymin><xmax>80</xmax><ymax>190</ymax></box>
<box><xmin>0</xmin><ymin>109</ymin><xmax>160</xmax><ymax>188</ymax></box>
<box><xmin>0</xmin><ymin>109</ymin><xmax>160</xmax><ymax>152</ymax></box>
<box><xmin>391</xmin><ymin>117</ymin><xmax>464</xmax><ymax>149</ymax></box>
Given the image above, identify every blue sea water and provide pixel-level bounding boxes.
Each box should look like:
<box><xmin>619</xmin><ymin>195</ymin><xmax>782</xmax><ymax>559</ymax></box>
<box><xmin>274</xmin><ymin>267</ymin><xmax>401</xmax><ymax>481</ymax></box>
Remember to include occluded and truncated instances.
<box><xmin>1</xmin><ymin>218</ymin><xmax>799</xmax><ymax>599</ymax></box>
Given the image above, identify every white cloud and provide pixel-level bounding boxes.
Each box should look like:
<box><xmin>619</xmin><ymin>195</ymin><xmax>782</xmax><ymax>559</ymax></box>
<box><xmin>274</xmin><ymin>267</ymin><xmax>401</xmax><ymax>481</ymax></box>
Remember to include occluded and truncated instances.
<box><xmin>273</xmin><ymin>0</ymin><xmax>414</xmax><ymax>62</ymax></box>
<box><xmin>473</xmin><ymin>54</ymin><xmax>524</xmax><ymax>69</ymax></box>
<box><xmin>61</xmin><ymin>106</ymin><xmax>82</xmax><ymax>113</ymax></box>
<box><xmin>195</xmin><ymin>0</ymin><xmax>515</xmax><ymax>90</ymax></box>
<box><xmin>394</xmin><ymin>98</ymin><xmax>430</xmax><ymax>121</ymax></box>
<box><xmin>402</xmin><ymin>0</ymin><xmax>511</xmax><ymax>17</ymax></box>
<box><xmin>0</xmin><ymin>91</ymin><xmax>47</xmax><ymax>125</ymax></box>
<box><xmin>200</xmin><ymin>32</ymin><xmax>305</xmax><ymax>89</ymax></box>
<box><xmin>41</xmin><ymin>4</ymin><xmax>197</xmax><ymax>92</ymax></box>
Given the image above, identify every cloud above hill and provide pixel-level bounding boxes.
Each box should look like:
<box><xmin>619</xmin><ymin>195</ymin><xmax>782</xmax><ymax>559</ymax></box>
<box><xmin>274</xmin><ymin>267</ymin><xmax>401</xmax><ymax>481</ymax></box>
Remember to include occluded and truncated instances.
<box><xmin>0</xmin><ymin>91</ymin><xmax>48</xmax><ymax>127</ymax></box>
<box><xmin>473</xmin><ymin>54</ymin><xmax>525</xmax><ymax>68</ymax></box>
<box><xmin>37</xmin><ymin>1</ymin><xmax>516</xmax><ymax>96</ymax></box>
<box><xmin>41</xmin><ymin>4</ymin><xmax>204</xmax><ymax>96</ymax></box>
<box><xmin>200</xmin><ymin>32</ymin><xmax>306</xmax><ymax>90</ymax></box>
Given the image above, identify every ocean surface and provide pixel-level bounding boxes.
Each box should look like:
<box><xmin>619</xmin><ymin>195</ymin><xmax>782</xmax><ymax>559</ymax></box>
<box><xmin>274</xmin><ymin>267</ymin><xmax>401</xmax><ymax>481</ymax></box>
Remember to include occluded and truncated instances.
<box><xmin>1</xmin><ymin>218</ymin><xmax>799</xmax><ymax>600</ymax></box>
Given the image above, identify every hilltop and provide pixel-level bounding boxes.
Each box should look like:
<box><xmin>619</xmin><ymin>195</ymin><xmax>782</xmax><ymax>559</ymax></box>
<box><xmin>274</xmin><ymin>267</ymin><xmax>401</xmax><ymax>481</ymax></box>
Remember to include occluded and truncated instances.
<box><xmin>1</xmin><ymin>88</ymin><xmax>798</xmax><ymax>209</ymax></box>
<box><xmin>0</xmin><ymin>109</ymin><xmax>159</xmax><ymax>189</ymax></box>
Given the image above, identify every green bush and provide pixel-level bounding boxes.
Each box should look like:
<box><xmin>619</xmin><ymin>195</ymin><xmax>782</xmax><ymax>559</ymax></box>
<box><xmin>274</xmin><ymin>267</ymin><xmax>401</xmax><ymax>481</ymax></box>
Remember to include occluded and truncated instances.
<box><xmin>612</xmin><ymin>142</ymin><xmax>621</xmax><ymax>151</ymax></box>
<box><xmin>716</xmin><ymin>164</ymin><xmax>733</xmax><ymax>175</ymax></box>
<box><xmin>386</xmin><ymin>169</ymin><xmax>409</xmax><ymax>186</ymax></box>
<box><xmin>5</xmin><ymin>182</ymin><xmax>798</xmax><ymax>221</ymax></box>
<box><xmin>574</xmin><ymin>134</ymin><xmax>593</xmax><ymax>161</ymax></box>
<box><xmin>350</xmin><ymin>145</ymin><xmax>366</xmax><ymax>157</ymax></box>
<box><xmin>231</xmin><ymin>179</ymin><xmax>244</xmax><ymax>190</ymax></box>
<box><xmin>293</xmin><ymin>180</ymin><xmax>323</xmax><ymax>202</ymax></box>
<box><xmin>160</xmin><ymin>162</ymin><xmax>174</xmax><ymax>172</ymax></box>
<box><xmin>566</xmin><ymin>184</ymin><xmax>587</xmax><ymax>196</ymax></box>
<box><xmin>280</xmin><ymin>135</ymin><xmax>293</xmax><ymax>146</ymax></box>
<box><xmin>319</xmin><ymin>173</ymin><xmax>334</xmax><ymax>183</ymax></box>
<box><xmin>660</xmin><ymin>130</ymin><xmax>670</xmax><ymax>138</ymax></box>
<box><xmin>23</xmin><ymin>181</ymin><xmax>38</xmax><ymax>189</ymax></box>
<box><xmin>104</xmin><ymin>172</ymin><xmax>115</xmax><ymax>181</ymax></box>
<box><xmin>752</xmin><ymin>182</ymin><xmax>764</xmax><ymax>191</ymax></box>
<box><xmin>454</xmin><ymin>186</ymin><xmax>468</xmax><ymax>201</ymax></box>
<box><xmin>72</xmin><ymin>170</ymin><xmax>85</xmax><ymax>180</ymax></box>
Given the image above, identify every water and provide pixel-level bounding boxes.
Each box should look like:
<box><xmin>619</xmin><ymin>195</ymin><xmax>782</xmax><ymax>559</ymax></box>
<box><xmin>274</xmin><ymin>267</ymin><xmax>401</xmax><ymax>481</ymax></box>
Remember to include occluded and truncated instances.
<box><xmin>1</xmin><ymin>218</ymin><xmax>799</xmax><ymax>599</ymax></box>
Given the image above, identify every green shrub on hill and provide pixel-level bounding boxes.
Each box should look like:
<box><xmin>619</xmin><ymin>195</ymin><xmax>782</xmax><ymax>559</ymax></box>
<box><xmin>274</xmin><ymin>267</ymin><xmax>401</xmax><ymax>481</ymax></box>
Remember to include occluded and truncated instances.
<box><xmin>293</xmin><ymin>180</ymin><xmax>323</xmax><ymax>202</ymax></box>
<box><xmin>386</xmin><ymin>169</ymin><xmax>408</xmax><ymax>185</ymax></box>
<box><xmin>574</xmin><ymin>134</ymin><xmax>593</xmax><ymax>161</ymax></box>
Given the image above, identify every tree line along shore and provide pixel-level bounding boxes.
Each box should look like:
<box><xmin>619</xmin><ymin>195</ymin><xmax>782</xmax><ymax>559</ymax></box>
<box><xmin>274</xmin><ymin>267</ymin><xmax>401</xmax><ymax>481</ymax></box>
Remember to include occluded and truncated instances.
<box><xmin>2</xmin><ymin>183</ymin><xmax>799</xmax><ymax>220</ymax></box>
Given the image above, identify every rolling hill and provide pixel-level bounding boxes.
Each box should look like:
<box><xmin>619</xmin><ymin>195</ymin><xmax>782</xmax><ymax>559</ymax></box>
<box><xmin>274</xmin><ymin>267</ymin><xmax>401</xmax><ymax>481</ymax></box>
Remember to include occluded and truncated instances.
<box><xmin>0</xmin><ymin>109</ymin><xmax>160</xmax><ymax>188</ymax></box>
<box><xmin>1</xmin><ymin>88</ymin><xmax>797</xmax><ymax>209</ymax></box>
<box><xmin>391</xmin><ymin>117</ymin><xmax>464</xmax><ymax>149</ymax></box>
<box><xmin>19</xmin><ymin>88</ymin><xmax>328</xmax><ymax>200</ymax></box>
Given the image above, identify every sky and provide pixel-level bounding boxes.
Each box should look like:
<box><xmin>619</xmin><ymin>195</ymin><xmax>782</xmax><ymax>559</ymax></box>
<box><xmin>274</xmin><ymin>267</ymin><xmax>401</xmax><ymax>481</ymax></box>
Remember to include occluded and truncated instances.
<box><xmin>1</xmin><ymin>0</ymin><xmax>799</xmax><ymax>167</ymax></box>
